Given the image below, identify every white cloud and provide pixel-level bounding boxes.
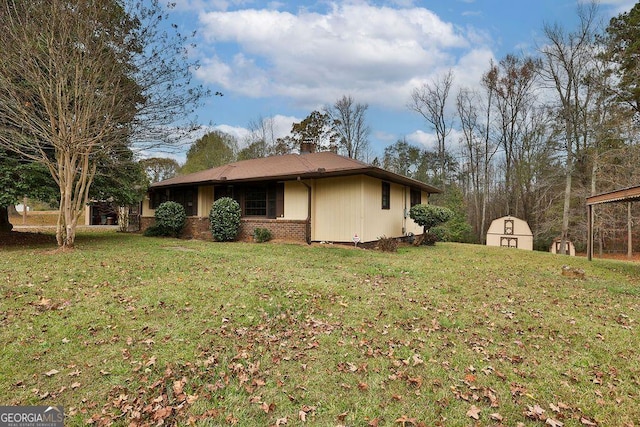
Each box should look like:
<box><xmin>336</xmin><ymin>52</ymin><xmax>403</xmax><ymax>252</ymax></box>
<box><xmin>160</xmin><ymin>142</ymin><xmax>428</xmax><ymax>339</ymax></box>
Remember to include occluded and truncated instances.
<box><xmin>217</xmin><ymin>114</ymin><xmax>298</xmax><ymax>147</ymax></box>
<box><xmin>406</xmin><ymin>129</ymin><xmax>436</xmax><ymax>150</ymax></box>
<box><xmin>195</xmin><ymin>3</ymin><xmax>472</xmax><ymax>109</ymax></box>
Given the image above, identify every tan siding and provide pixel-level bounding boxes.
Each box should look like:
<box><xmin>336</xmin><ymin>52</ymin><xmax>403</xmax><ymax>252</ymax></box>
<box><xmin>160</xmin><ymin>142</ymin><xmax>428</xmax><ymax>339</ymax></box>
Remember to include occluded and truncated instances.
<box><xmin>360</xmin><ymin>177</ymin><xmax>408</xmax><ymax>241</ymax></box>
<box><xmin>405</xmin><ymin>190</ymin><xmax>428</xmax><ymax>235</ymax></box>
<box><xmin>313</xmin><ymin>176</ymin><xmax>363</xmax><ymax>242</ymax></box>
<box><xmin>283</xmin><ymin>181</ymin><xmax>309</xmax><ymax>220</ymax></box>
<box><xmin>141</xmin><ymin>196</ymin><xmax>154</xmax><ymax>217</ymax></box>
<box><xmin>198</xmin><ymin>185</ymin><xmax>214</xmax><ymax>218</ymax></box>
<box><xmin>313</xmin><ymin>175</ymin><xmax>418</xmax><ymax>242</ymax></box>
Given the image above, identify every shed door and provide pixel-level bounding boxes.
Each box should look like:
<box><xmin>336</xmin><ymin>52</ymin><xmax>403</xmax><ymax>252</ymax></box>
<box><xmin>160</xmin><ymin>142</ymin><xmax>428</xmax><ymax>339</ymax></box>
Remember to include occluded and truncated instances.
<box><xmin>500</xmin><ymin>237</ymin><xmax>518</xmax><ymax>248</ymax></box>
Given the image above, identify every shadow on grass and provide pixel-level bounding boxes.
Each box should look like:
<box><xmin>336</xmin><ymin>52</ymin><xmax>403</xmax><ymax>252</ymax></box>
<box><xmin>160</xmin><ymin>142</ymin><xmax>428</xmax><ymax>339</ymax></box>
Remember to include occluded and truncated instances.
<box><xmin>0</xmin><ymin>228</ymin><xmax>136</xmax><ymax>249</ymax></box>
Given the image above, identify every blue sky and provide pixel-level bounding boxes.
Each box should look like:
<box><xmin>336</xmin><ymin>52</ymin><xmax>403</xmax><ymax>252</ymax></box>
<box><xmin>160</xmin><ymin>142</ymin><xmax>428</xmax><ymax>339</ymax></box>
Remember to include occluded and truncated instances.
<box><xmin>163</xmin><ymin>0</ymin><xmax>636</xmax><ymax>163</ymax></box>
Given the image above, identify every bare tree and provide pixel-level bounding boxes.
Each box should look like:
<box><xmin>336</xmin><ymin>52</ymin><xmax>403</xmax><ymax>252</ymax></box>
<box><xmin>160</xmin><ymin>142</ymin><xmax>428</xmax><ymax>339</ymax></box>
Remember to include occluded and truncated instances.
<box><xmin>325</xmin><ymin>95</ymin><xmax>370</xmax><ymax>160</ymax></box>
<box><xmin>457</xmin><ymin>84</ymin><xmax>501</xmax><ymax>243</ymax></box>
<box><xmin>409</xmin><ymin>69</ymin><xmax>454</xmax><ymax>184</ymax></box>
<box><xmin>456</xmin><ymin>88</ymin><xmax>483</xmax><ymax>239</ymax></box>
<box><xmin>538</xmin><ymin>2</ymin><xmax>599</xmax><ymax>254</ymax></box>
<box><xmin>239</xmin><ymin>115</ymin><xmax>278</xmax><ymax>160</ymax></box>
<box><xmin>482</xmin><ymin>55</ymin><xmax>540</xmax><ymax>217</ymax></box>
<box><xmin>0</xmin><ymin>0</ymin><xmax>207</xmax><ymax>247</ymax></box>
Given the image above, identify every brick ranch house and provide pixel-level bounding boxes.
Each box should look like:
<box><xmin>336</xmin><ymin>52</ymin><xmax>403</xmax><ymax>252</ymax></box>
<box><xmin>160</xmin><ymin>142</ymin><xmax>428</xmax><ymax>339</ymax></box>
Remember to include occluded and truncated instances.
<box><xmin>141</xmin><ymin>151</ymin><xmax>441</xmax><ymax>244</ymax></box>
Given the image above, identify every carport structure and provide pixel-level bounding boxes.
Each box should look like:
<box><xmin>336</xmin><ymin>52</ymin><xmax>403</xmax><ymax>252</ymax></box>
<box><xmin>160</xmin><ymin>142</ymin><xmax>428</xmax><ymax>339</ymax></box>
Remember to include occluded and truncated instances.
<box><xmin>586</xmin><ymin>185</ymin><xmax>640</xmax><ymax>260</ymax></box>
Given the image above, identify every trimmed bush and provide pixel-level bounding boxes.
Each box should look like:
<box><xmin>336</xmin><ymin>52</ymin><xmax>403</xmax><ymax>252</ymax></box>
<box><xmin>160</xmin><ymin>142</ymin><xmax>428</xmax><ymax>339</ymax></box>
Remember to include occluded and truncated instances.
<box><xmin>409</xmin><ymin>204</ymin><xmax>453</xmax><ymax>246</ymax></box>
<box><xmin>143</xmin><ymin>223</ymin><xmax>170</xmax><ymax>237</ymax></box>
<box><xmin>253</xmin><ymin>227</ymin><xmax>273</xmax><ymax>243</ymax></box>
<box><xmin>409</xmin><ymin>204</ymin><xmax>453</xmax><ymax>233</ymax></box>
<box><xmin>147</xmin><ymin>201</ymin><xmax>186</xmax><ymax>237</ymax></box>
<box><xmin>209</xmin><ymin>197</ymin><xmax>241</xmax><ymax>241</ymax></box>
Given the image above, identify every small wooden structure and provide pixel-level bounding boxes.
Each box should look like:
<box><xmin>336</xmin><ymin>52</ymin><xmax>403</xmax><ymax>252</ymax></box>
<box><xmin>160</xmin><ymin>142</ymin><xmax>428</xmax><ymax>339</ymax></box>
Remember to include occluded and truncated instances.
<box><xmin>586</xmin><ymin>185</ymin><xmax>640</xmax><ymax>261</ymax></box>
<box><xmin>486</xmin><ymin>216</ymin><xmax>533</xmax><ymax>250</ymax></box>
<box><xmin>550</xmin><ymin>238</ymin><xmax>575</xmax><ymax>256</ymax></box>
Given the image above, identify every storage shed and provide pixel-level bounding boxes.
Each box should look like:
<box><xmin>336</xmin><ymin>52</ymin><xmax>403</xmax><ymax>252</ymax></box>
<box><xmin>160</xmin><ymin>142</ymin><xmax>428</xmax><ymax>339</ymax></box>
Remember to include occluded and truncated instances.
<box><xmin>549</xmin><ymin>238</ymin><xmax>576</xmax><ymax>256</ymax></box>
<box><xmin>486</xmin><ymin>216</ymin><xmax>533</xmax><ymax>250</ymax></box>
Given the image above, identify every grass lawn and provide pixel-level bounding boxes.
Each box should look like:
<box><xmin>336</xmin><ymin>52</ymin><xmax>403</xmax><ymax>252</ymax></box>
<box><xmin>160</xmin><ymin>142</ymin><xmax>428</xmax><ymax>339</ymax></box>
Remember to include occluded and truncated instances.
<box><xmin>1</xmin><ymin>231</ymin><xmax>639</xmax><ymax>426</ymax></box>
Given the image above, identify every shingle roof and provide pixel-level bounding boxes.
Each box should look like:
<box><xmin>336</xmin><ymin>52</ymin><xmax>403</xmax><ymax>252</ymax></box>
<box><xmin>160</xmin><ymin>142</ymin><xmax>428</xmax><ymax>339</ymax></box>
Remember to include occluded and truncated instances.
<box><xmin>150</xmin><ymin>151</ymin><xmax>441</xmax><ymax>194</ymax></box>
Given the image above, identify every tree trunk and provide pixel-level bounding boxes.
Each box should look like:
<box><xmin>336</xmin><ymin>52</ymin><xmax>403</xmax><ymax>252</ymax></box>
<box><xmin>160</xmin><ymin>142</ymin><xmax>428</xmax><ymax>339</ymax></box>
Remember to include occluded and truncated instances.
<box><xmin>559</xmin><ymin>162</ymin><xmax>572</xmax><ymax>255</ymax></box>
<box><xmin>0</xmin><ymin>206</ymin><xmax>13</xmax><ymax>232</ymax></box>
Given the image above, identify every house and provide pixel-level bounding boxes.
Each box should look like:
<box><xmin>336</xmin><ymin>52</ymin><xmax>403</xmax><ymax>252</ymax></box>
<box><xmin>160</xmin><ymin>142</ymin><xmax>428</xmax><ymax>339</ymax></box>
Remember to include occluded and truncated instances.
<box><xmin>141</xmin><ymin>151</ymin><xmax>441</xmax><ymax>243</ymax></box>
<box><xmin>486</xmin><ymin>216</ymin><xmax>533</xmax><ymax>250</ymax></box>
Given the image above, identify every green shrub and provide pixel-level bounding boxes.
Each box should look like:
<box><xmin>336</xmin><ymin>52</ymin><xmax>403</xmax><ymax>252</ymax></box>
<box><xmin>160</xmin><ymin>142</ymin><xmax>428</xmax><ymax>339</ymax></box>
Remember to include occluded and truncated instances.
<box><xmin>253</xmin><ymin>227</ymin><xmax>273</xmax><ymax>243</ymax></box>
<box><xmin>143</xmin><ymin>223</ymin><xmax>170</xmax><ymax>237</ymax></box>
<box><xmin>409</xmin><ymin>204</ymin><xmax>453</xmax><ymax>238</ymax></box>
<box><xmin>377</xmin><ymin>235</ymin><xmax>398</xmax><ymax>252</ymax></box>
<box><xmin>147</xmin><ymin>201</ymin><xmax>186</xmax><ymax>237</ymax></box>
<box><xmin>209</xmin><ymin>197</ymin><xmax>241</xmax><ymax>241</ymax></box>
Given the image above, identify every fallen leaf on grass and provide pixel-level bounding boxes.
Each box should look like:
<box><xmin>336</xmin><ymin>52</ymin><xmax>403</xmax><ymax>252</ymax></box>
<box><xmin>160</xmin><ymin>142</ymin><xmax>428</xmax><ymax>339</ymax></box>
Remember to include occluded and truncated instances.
<box><xmin>490</xmin><ymin>412</ymin><xmax>503</xmax><ymax>421</ymax></box>
<box><xmin>466</xmin><ymin>405</ymin><xmax>481</xmax><ymax>420</ymax></box>
<box><xmin>44</xmin><ymin>369</ymin><xmax>59</xmax><ymax>377</ymax></box>
<box><xmin>546</xmin><ymin>418</ymin><xmax>564</xmax><ymax>426</ymax></box>
<box><xmin>153</xmin><ymin>407</ymin><xmax>172</xmax><ymax>422</ymax></box>
<box><xmin>173</xmin><ymin>378</ymin><xmax>186</xmax><ymax>395</ymax></box>
<box><xmin>395</xmin><ymin>415</ymin><xmax>418</xmax><ymax>426</ymax></box>
<box><xmin>580</xmin><ymin>417</ymin><xmax>598</xmax><ymax>426</ymax></box>
<box><xmin>525</xmin><ymin>404</ymin><xmax>546</xmax><ymax>421</ymax></box>
<box><xmin>260</xmin><ymin>402</ymin><xmax>275</xmax><ymax>413</ymax></box>
<box><xmin>412</xmin><ymin>354</ymin><xmax>424</xmax><ymax>366</ymax></box>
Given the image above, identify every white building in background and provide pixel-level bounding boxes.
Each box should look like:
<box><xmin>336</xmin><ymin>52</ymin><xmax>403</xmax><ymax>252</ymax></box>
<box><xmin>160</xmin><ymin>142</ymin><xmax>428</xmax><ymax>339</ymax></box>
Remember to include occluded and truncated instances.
<box><xmin>486</xmin><ymin>216</ymin><xmax>533</xmax><ymax>250</ymax></box>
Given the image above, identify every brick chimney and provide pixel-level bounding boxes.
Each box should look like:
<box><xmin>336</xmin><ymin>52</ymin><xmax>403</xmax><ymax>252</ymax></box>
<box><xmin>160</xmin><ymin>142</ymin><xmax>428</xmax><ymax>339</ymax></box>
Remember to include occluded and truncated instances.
<box><xmin>300</xmin><ymin>140</ymin><xmax>316</xmax><ymax>154</ymax></box>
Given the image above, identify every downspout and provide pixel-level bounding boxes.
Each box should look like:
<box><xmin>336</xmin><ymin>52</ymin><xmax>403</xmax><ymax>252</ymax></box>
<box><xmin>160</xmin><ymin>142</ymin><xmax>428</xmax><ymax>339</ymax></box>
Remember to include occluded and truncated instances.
<box><xmin>402</xmin><ymin>187</ymin><xmax>407</xmax><ymax>235</ymax></box>
<box><xmin>299</xmin><ymin>177</ymin><xmax>312</xmax><ymax>245</ymax></box>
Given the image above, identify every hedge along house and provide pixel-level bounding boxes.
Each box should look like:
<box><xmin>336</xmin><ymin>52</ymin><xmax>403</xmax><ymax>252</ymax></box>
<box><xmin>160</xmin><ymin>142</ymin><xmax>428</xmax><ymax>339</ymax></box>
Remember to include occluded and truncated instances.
<box><xmin>486</xmin><ymin>216</ymin><xmax>533</xmax><ymax>250</ymax></box>
<box><xmin>141</xmin><ymin>151</ymin><xmax>441</xmax><ymax>243</ymax></box>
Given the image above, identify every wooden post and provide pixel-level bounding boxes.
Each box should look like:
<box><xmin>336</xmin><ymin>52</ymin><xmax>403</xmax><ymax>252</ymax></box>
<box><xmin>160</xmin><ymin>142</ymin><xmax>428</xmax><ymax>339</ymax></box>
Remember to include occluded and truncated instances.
<box><xmin>22</xmin><ymin>196</ymin><xmax>27</xmax><ymax>225</ymax></box>
<box><xmin>587</xmin><ymin>204</ymin><xmax>593</xmax><ymax>261</ymax></box>
<box><xmin>628</xmin><ymin>202</ymin><xmax>633</xmax><ymax>259</ymax></box>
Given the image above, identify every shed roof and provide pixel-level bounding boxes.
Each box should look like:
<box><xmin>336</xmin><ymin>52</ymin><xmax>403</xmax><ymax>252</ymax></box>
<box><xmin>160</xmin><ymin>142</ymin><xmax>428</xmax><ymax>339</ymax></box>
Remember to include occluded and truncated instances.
<box><xmin>586</xmin><ymin>185</ymin><xmax>640</xmax><ymax>206</ymax></box>
<box><xmin>150</xmin><ymin>151</ymin><xmax>441</xmax><ymax>194</ymax></box>
<box><xmin>486</xmin><ymin>216</ymin><xmax>533</xmax><ymax>236</ymax></box>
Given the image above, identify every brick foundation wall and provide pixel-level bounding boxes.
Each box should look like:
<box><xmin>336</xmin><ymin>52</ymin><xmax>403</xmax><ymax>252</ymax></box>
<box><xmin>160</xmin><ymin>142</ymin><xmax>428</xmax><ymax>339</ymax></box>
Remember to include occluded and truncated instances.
<box><xmin>140</xmin><ymin>217</ymin><xmax>309</xmax><ymax>243</ymax></box>
<box><xmin>237</xmin><ymin>218</ymin><xmax>308</xmax><ymax>243</ymax></box>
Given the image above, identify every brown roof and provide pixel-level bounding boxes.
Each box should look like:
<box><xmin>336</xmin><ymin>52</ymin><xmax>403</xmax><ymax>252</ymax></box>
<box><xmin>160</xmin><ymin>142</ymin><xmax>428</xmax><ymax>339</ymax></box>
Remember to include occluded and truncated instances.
<box><xmin>150</xmin><ymin>151</ymin><xmax>441</xmax><ymax>194</ymax></box>
<box><xmin>586</xmin><ymin>185</ymin><xmax>640</xmax><ymax>205</ymax></box>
